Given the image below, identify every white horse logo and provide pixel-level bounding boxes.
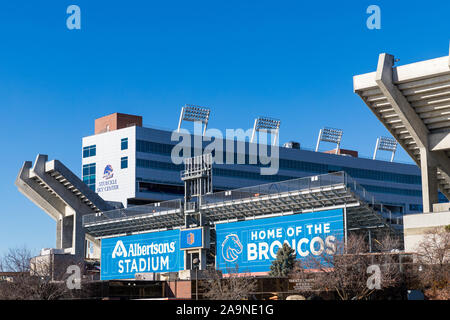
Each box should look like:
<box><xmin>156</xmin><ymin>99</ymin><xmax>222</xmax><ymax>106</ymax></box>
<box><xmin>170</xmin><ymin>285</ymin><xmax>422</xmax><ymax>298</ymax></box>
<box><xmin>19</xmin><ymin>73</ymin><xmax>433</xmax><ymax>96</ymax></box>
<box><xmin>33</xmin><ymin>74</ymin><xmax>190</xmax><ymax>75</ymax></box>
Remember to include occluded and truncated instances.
<box><xmin>221</xmin><ymin>234</ymin><xmax>243</xmax><ymax>262</ymax></box>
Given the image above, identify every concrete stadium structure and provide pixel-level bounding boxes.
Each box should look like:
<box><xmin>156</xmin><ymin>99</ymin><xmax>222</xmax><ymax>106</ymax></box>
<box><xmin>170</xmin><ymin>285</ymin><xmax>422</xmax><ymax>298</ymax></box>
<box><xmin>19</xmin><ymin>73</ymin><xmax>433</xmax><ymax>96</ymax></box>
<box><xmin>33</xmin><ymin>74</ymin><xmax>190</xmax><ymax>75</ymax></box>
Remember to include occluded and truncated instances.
<box><xmin>15</xmin><ymin>111</ymin><xmax>422</xmax><ymax>272</ymax></box>
<box><xmin>15</xmin><ymin>155</ymin><xmax>123</xmax><ymax>258</ymax></box>
<box><xmin>16</xmin><ymin>45</ymin><xmax>450</xmax><ymax>278</ymax></box>
<box><xmin>354</xmin><ymin>43</ymin><xmax>450</xmax><ymax>252</ymax></box>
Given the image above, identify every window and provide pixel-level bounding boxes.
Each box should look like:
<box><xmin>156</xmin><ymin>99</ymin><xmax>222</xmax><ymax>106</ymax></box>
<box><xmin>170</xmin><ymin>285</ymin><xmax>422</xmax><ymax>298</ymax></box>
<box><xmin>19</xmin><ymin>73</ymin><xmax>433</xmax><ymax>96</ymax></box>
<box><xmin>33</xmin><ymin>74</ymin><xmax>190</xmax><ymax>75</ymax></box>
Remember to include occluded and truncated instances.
<box><xmin>121</xmin><ymin>138</ymin><xmax>128</xmax><ymax>150</ymax></box>
<box><xmin>138</xmin><ymin>181</ymin><xmax>184</xmax><ymax>195</ymax></box>
<box><xmin>82</xmin><ymin>163</ymin><xmax>96</xmax><ymax>191</ymax></box>
<box><xmin>82</xmin><ymin>145</ymin><xmax>96</xmax><ymax>158</ymax></box>
<box><xmin>136</xmin><ymin>158</ymin><xmax>423</xmax><ymax>198</ymax></box>
<box><xmin>121</xmin><ymin>156</ymin><xmax>128</xmax><ymax>169</ymax></box>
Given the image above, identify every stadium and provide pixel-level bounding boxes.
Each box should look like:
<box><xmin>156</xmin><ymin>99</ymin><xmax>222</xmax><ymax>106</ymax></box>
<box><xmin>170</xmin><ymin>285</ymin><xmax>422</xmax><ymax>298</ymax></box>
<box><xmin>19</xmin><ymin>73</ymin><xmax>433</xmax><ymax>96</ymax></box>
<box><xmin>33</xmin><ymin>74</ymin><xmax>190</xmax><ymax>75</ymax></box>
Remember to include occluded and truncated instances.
<box><xmin>13</xmin><ymin>45</ymin><xmax>450</xmax><ymax>299</ymax></box>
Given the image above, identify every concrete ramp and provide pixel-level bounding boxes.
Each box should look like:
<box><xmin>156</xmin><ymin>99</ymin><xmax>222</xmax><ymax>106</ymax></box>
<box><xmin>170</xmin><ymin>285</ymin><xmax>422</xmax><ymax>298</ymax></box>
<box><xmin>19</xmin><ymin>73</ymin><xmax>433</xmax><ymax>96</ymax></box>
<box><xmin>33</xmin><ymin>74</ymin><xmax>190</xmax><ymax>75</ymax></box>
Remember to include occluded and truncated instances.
<box><xmin>15</xmin><ymin>154</ymin><xmax>119</xmax><ymax>258</ymax></box>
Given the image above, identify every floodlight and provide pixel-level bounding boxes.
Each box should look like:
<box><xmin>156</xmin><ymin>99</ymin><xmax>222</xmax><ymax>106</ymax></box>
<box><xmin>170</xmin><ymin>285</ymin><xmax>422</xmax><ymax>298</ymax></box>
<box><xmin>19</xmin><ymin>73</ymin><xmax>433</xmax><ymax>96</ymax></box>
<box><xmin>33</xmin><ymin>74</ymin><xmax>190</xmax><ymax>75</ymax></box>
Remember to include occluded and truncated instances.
<box><xmin>250</xmin><ymin>116</ymin><xmax>281</xmax><ymax>146</ymax></box>
<box><xmin>177</xmin><ymin>104</ymin><xmax>211</xmax><ymax>136</ymax></box>
<box><xmin>373</xmin><ymin>136</ymin><xmax>397</xmax><ymax>162</ymax></box>
<box><xmin>315</xmin><ymin>127</ymin><xmax>343</xmax><ymax>154</ymax></box>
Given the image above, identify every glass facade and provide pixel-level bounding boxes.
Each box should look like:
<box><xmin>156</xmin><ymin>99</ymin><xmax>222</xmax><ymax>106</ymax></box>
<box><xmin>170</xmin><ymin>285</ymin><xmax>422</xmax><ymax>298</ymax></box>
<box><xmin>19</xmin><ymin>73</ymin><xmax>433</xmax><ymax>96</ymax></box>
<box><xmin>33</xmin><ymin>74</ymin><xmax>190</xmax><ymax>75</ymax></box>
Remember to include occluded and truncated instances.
<box><xmin>136</xmin><ymin>140</ymin><xmax>421</xmax><ymax>185</ymax></box>
<box><xmin>136</xmin><ymin>158</ymin><xmax>421</xmax><ymax>197</ymax></box>
<box><xmin>82</xmin><ymin>163</ymin><xmax>96</xmax><ymax>191</ymax></box>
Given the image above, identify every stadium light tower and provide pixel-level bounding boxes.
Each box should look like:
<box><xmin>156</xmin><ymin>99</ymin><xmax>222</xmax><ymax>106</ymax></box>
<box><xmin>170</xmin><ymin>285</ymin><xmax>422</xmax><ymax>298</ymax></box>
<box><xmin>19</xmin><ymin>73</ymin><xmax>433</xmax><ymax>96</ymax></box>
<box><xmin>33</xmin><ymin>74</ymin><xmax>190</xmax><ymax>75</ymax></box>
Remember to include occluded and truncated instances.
<box><xmin>373</xmin><ymin>136</ymin><xmax>397</xmax><ymax>162</ymax></box>
<box><xmin>315</xmin><ymin>127</ymin><xmax>343</xmax><ymax>154</ymax></box>
<box><xmin>250</xmin><ymin>116</ymin><xmax>281</xmax><ymax>146</ymax></box>
<box><xmin>177</xmin><ymin>104</ymin><xmax>211</xmax><ymax>136</ymax></box>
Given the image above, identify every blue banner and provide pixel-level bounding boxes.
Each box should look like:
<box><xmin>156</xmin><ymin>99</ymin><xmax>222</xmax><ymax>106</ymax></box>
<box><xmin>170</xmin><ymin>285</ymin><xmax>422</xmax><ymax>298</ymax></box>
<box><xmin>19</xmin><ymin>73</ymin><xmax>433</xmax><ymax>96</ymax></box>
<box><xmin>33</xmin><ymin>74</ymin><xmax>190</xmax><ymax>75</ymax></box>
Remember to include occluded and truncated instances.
<box><xmin>215</xmin><ymin>209</ymin><xmax>344</xmax><ymax>274</ymax></box>
<box><xmin>180</xmin><ymin>228</ymin><xmax>203</xmax><ymax>249</ymax></box>
<box><xmin>101</xmin><ymin>229</ymin><xmax>184</xmax><ymax>280</ymax></box>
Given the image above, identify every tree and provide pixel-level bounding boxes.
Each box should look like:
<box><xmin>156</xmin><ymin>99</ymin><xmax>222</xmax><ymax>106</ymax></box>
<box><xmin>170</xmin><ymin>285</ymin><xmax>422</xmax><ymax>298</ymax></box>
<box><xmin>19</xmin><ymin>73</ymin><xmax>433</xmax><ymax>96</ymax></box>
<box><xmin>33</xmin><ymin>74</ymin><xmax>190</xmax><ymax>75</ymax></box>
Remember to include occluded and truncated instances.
<box><xmin>269</xmin><ymin>243</ymin><xmax>296</xmax><ymax>277</ymax></box>
<box><xmin>0</xmin><ymin>246</ymin><xmax>33</xmax><ymax>272</ymax></box>
<box><xmin>201</xmin><ymin>265</ymin><xmax>257</xmax><ymax>300</ymax></box>
<box><xmin>415</xmin><ymin>227</ymin><xmax>450</xmax><ymax>300</ymax></box>
<box><xmin>0</xmin><ymin>246</ymin><xmax>89</xmax><ymax>300</ymax></box>
<box><xmin>292</xmin><ymin>233</ymin><xmax>403</xmax><ymax>300</ymax></box>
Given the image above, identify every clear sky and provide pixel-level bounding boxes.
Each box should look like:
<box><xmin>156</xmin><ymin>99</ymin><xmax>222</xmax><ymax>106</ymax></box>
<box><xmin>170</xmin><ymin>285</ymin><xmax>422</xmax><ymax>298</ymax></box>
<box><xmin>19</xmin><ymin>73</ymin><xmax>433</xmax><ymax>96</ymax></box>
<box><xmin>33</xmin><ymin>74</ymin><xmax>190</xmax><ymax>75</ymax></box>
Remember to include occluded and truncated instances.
<box><xmin>1</xmin><ymin>0</ymin><xmax>449</xmax><ymax>255</ymax></box>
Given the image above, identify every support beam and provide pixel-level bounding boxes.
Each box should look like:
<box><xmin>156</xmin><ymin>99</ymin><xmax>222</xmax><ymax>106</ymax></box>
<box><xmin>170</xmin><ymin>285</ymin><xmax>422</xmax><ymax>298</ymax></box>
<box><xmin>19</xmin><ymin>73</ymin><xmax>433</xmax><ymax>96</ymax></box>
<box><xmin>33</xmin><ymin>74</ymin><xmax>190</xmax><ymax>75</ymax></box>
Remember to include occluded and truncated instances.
<box><xmin>374</xmin><ymin>53</ymin><xmax>450</xmax><ymax>204</ymax></box>
<box><xmin>375</xmin><ymin>53</ymin><xmax>429</xmax><ymax>149</ymax></box>
<box><xmin>16</xmin><ymin>154</ymin><xmax>115</xmax><ymax>258</ymax></box>
<box><xmin>15</xmin><ymin>161</ymin><xmax>65</xmax><ymax>221</ymax></box>
<box><xmin>429</xmin><ymin>132</ymin><xmax>450</xmax><ymax>151</ymax></box>
<box><xmin>419</xmin><ymin>148</ymin><xmax>439</xmax><ymax>213</ymax></box>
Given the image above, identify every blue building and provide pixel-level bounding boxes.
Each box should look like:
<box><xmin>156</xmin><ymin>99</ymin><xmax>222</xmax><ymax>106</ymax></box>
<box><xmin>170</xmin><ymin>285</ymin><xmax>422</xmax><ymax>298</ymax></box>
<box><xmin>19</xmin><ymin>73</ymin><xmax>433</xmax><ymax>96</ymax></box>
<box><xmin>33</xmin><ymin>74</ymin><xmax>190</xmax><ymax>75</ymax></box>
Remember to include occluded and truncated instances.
<box><xmin>82</xmin><ymin>113</ymin><xmax>424</xmax><ymax>219</ymax></box>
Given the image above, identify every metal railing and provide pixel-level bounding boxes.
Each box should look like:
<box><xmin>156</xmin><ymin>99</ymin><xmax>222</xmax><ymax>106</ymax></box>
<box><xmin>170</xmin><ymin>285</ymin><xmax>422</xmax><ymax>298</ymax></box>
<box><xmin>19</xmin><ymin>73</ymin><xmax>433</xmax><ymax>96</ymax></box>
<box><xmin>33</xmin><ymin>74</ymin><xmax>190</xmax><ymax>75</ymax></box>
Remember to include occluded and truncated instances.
<box><xmin>82</xmin><ymin>171</ymin><xmax>402</xmax><ymax>228</ymax></box>
<box><xmin>200</xmin><ymin>171</ymin><xmax>402</xmax><ymax>227</ymax></box>
<box><xmin>82</xmin><ymin>199</ymin><xmax>183</xmax><ymax>225</ymax></box>
<box><xmin>185</xmin><ymin>201</ymin><xmax>197</xmax><ymax>211</ymax></box>
<box><xmin>201</xmin><ymin>171</ymin><xmax>346</xmax><ymax>206</ymax></box>
<box><xmin>344</xmin><ymin>174</ymin><xmax>403</xmax><ymax>225</ymax></box>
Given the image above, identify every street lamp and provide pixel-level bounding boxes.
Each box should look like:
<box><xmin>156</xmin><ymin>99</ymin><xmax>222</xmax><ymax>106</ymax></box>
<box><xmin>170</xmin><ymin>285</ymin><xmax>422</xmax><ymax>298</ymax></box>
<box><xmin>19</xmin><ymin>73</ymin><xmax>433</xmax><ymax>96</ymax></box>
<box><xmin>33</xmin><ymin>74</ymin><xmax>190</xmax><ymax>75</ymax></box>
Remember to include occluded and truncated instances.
<box><xmin>193</xmin><ymin>257</ymin><xmax>200</xmax><ymax>300</ymax></box>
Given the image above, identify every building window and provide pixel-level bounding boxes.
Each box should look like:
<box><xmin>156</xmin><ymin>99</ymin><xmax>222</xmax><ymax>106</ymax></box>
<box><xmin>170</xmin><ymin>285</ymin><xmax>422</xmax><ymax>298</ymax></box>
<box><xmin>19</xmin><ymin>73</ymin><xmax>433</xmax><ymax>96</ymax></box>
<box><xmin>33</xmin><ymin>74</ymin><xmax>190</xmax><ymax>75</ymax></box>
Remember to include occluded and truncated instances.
<box><xmin>121</xmin><ymin>138</ymin><xmax>128</xmax><ymax>150</ymax></box>
<box><xmin>82</xmin><ymin>145</ymin><xmax>96</xmax><ymax>158</ymax></box>
<box><xmin>121</xmin><ymin>156</ymin><xmax>128</xmax><ymax>169</ymax></box>
<box><xmin>82</xmin><ymin>163</ymin><xmax>96</xmax><ymax>191</ymax></box>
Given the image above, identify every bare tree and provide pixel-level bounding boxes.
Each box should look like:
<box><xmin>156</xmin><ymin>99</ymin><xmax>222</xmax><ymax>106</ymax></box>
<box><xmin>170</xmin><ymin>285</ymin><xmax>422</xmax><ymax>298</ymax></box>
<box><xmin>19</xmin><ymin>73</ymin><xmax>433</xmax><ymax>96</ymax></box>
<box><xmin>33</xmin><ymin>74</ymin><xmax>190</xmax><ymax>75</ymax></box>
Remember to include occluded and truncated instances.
<box><xmin>415</xmin><ymin>227</ymin><xmax>450</xmax><ymax>300</ymax></box>
<box><xmin>372</xmin><ymin>232</ymin><xmax>402</xmax><ymax>253</ymax></box>
<box><xmin>292</xmin><ymin>233</ymin><xmax>403</xmax><ymax>300</ymax></box>
<box><xmin>201</xmin><ymin>265</ymin><xmax>257</xmax><ymax>300</ymax></box>
<box><xmin>0</xmin><ymin>247</ymin><xmax>87</xmax><ymax>300</ymax></box>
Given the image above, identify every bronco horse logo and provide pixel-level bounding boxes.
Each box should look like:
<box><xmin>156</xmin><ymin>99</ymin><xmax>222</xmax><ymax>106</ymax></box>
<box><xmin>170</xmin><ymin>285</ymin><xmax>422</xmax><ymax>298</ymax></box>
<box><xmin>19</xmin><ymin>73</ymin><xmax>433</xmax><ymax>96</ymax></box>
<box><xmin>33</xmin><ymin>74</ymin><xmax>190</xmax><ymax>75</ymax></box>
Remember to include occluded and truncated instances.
<box><xmin>103</xmin><ymin>164</ymin><xmax>114</xmax><ymax>180</ymax></box>
<box><xmin>221</xmin><ymin>234</ymin><xmax>243</xmax><ymax>262</ymax></box>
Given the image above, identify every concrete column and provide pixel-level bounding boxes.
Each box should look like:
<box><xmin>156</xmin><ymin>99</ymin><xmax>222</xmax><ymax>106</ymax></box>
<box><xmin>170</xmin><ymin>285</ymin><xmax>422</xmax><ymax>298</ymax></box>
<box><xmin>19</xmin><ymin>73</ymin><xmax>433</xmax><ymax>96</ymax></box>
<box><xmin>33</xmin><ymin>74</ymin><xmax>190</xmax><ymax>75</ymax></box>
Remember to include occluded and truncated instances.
<box><xmin>62</xmin><ymin>216</ymin><xmax>74</xmax><ymax>249</ymax></box>
<box><xmin>199</xmin><ymin>249</ymin><xmax>207</xmax><ymax>270</ymax></box>
<box><xmin>74</xmin><ymin>213</ymin><xmax>86</xmax><ymax>258</ymax></box>
<box><xmin>420</xmin><ymin>148</ymin><xmax>438</xmax><ymax>213</ymax></box>
<box><xmin>56</xmin><ymin>218</ymin><xmax>62</xmax><ymax>249</ymax></box>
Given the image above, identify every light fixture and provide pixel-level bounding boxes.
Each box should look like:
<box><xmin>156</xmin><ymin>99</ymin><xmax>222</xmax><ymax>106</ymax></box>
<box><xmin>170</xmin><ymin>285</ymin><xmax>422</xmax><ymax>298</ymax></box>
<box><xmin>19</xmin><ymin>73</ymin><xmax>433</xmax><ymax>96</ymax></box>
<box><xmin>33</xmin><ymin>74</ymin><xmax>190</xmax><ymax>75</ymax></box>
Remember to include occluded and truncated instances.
<box><xmin>177</xmin><ymin>104</ymin><xmax>211</xmax><ymax>136</ymax></box>
<box><xmin>250</xmin><ymin>116</ymin><xmax>281</xmax><ymax>146</ymax></box>
<box><xmin>373</xmin><ymin>136</ymin><xmax>397</xmax><ymax>162</ymax></box>
<box><xmin>315</xmin><ymin>127</ymin><xmax>343</xmax><ymax>154</ymax></box>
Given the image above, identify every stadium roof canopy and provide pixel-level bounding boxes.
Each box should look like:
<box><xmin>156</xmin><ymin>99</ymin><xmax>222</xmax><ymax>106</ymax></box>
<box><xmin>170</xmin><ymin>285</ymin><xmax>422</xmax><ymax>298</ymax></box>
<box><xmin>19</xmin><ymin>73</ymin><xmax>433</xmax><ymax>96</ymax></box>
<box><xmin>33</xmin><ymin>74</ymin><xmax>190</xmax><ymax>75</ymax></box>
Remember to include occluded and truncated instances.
<box><xmin>83</xmin><ymin>172</ymin><xmax>398</xmax><ymax>239</ymax></box>
<box><xmin>354</xmin><ymin>46</ymin><xmax>450</xmax><ymax>212</ymax></box>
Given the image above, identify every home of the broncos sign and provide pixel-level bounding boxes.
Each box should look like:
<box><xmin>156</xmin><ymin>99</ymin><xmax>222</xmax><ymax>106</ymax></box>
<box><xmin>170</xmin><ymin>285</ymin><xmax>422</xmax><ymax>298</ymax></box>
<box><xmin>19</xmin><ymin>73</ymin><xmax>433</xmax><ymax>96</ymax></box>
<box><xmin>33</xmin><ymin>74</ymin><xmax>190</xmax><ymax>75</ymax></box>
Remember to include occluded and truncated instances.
<box><xmin>215</xmin><ymin>209</ymin><xmax>344</xmax><ymax>274</ymax></box>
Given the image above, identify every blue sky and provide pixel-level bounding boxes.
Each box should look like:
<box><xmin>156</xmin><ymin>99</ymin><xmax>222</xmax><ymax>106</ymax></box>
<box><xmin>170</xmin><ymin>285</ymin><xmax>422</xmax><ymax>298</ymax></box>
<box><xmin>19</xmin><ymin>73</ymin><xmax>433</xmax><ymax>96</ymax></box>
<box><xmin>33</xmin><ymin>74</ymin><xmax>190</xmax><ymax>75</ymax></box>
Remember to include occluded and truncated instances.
<box><xmin>0</xmin><ymin>0</ymin><xmax>449</xmax><ymax>255</ymax></box>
